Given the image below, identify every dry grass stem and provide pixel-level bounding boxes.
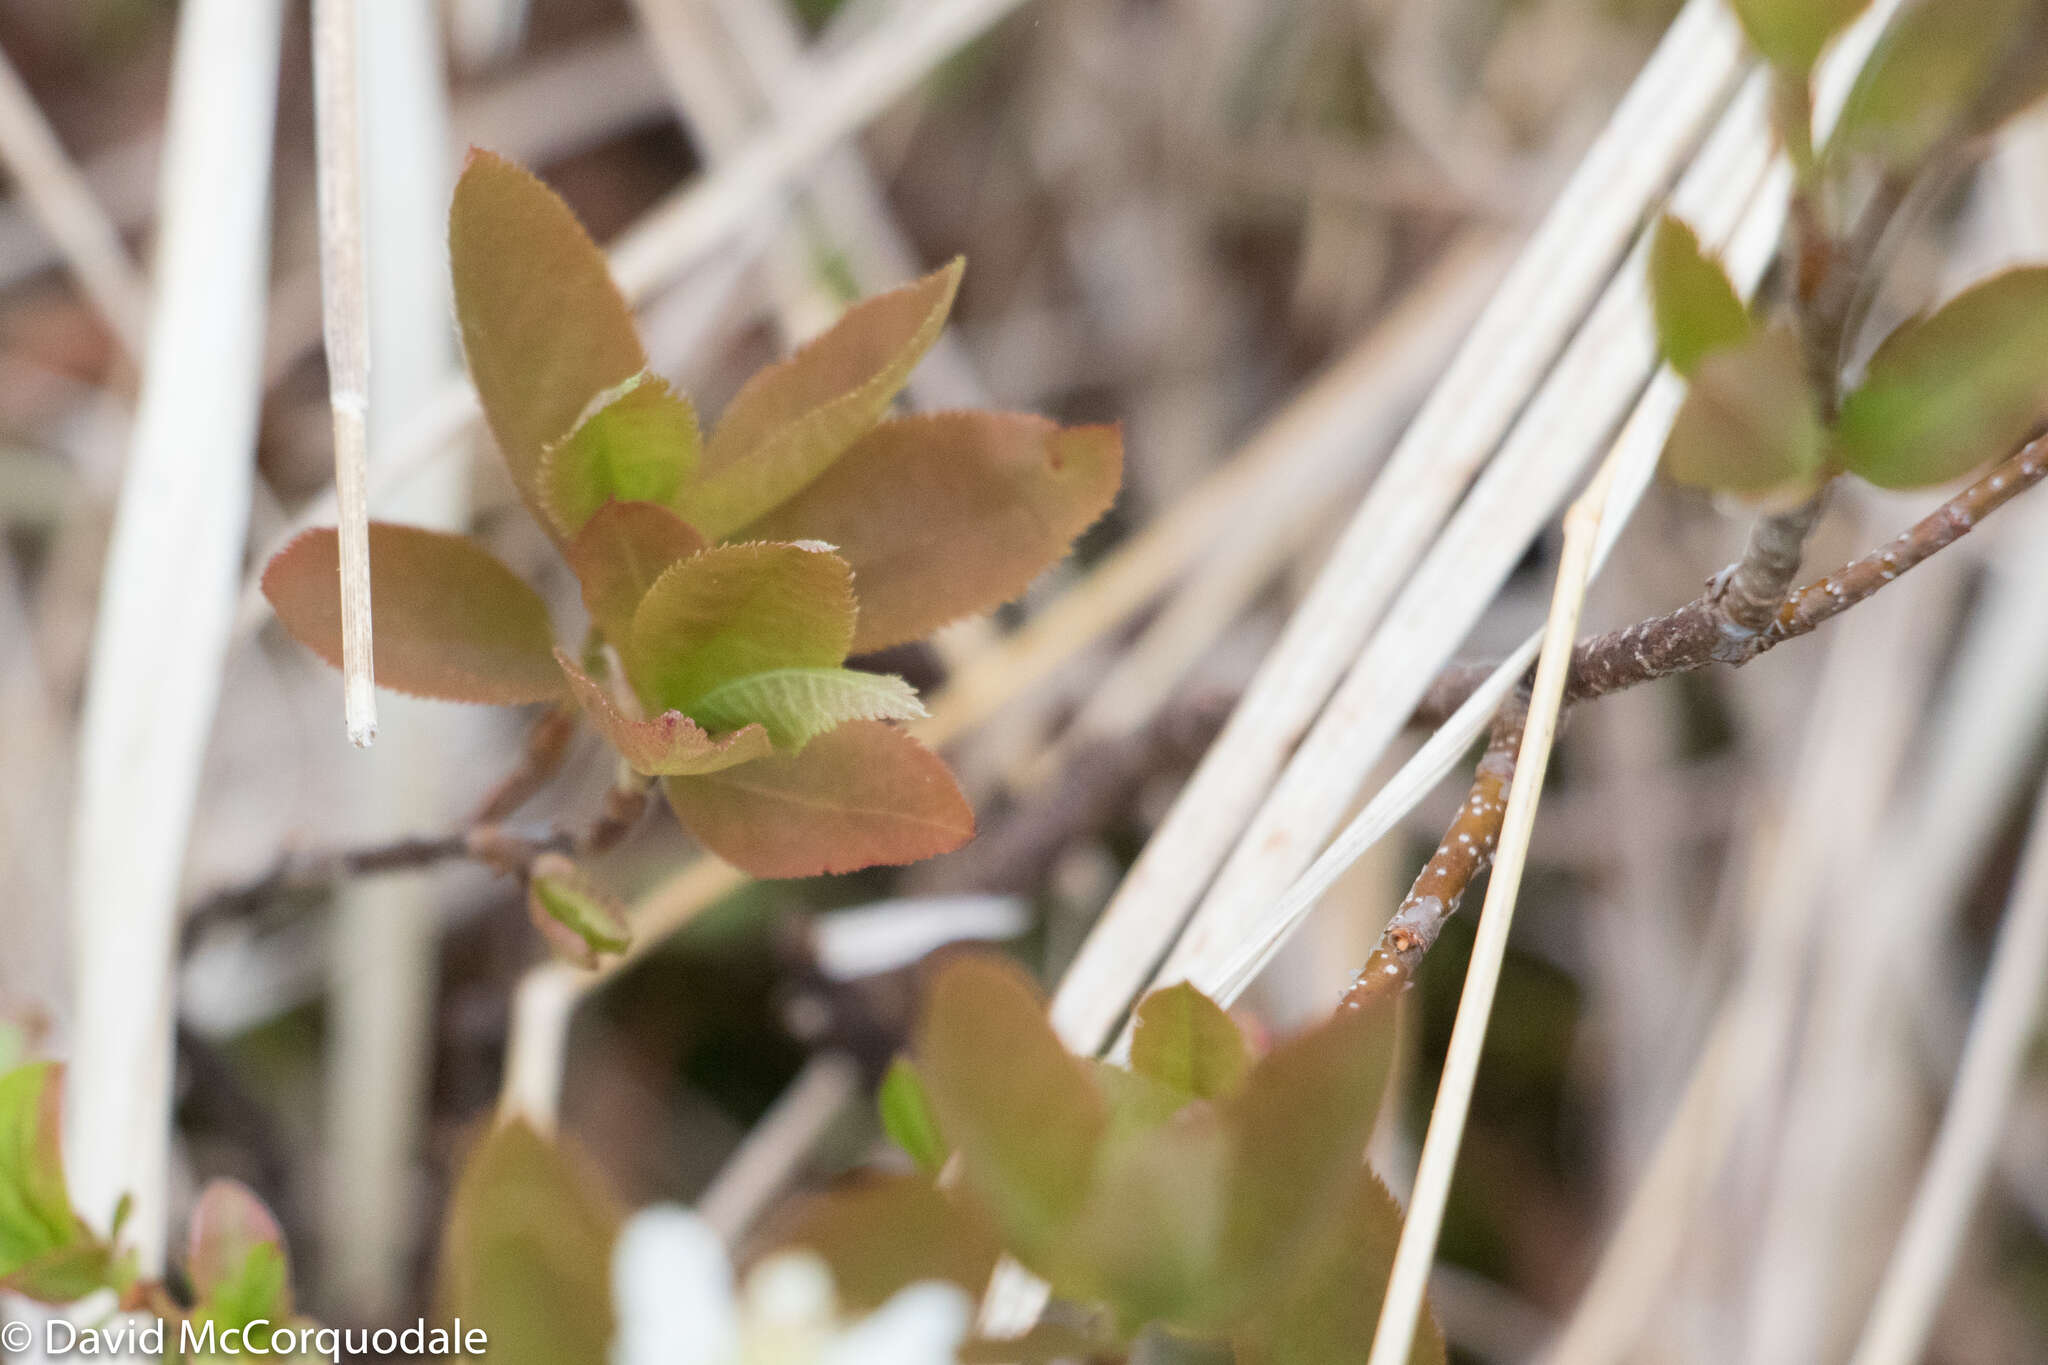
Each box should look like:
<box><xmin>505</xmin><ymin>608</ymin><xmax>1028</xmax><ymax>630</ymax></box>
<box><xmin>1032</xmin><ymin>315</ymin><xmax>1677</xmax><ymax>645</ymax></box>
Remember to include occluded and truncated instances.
<box><xmin>1367</xmin><ymin>411</ymin><xmax>1619</xmax><ymax>1365</ymax></box>
<box><xmin>312</xmin><ymin>0</ymin><xmax>377</xmax><ymax>746</ymax></box>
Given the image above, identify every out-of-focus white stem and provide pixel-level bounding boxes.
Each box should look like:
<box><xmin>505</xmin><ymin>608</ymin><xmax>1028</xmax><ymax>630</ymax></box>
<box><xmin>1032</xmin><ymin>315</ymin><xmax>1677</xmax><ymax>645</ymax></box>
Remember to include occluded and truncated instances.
<box><xmin>67</xmin><ymin>0</ymin><xmax>284</xmax><ymax>1268</ymax></box>
<box><xmin>499</xmin><ymin>965</ymin><xmax>583</xmax><ymax>1133</ymax></box>
<box><xmin>313</xmin><ymin>0</ymin><xmax>377</xmax><ymax>747</ymax></box>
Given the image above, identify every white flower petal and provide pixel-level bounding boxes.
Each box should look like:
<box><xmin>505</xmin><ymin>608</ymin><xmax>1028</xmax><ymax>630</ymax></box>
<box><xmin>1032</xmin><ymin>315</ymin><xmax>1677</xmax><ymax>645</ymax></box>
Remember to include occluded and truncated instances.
<box><xmin>611</xmin><ymin>1206</ymin><xmax>738</xmax><ymax>1365</ymax></box>
<box><xmin>818</xmin><ymin>1283</ymin><xmax>971</xmax><ymax>1365</ymax></box>
<box><xmin>743</xmin><ymin>1252</ymin><xmax>839</xmax><ymax>1327</ymax></box>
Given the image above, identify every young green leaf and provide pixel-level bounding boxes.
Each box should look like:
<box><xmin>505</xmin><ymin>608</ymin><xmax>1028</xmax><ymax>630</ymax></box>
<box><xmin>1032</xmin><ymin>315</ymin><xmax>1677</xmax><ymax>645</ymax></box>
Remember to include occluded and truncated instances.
<box><xmin>1093</xmin><ymin>1061</ymin><xmax>1194</xmax><ymax>1142</ymax></box>
<box><xmin>744</xmin><ymin>414</ymin><xmax>1124</xmax><ymax>653</ymax></box>
<box><xmin>663</xmin><ymin>720</ymin><xmax>973</xmax><ymax>877</ymax></box>
<box><xmin>1213</xmin><ymin>1000</ymin><xmax>1397</xmax><ymax>1314</ymax></box>
<box><xmin>687</xmin><ymin>666</ymin><xmax>925</xmax><ymax>751</ymax></box>
<box><xmin>439</xmin><ymin>1121</ymin><xmax>620</xmax><ymax>1365</ymax></box>
<box><xmin>263</xmin><ymin>523</ymin><xmax>566</xmax><ymax>706</ymax></box>
<box><xmin>878</xmin><ymin>1059</ymin><xmax>950</xmax><ymax>1174</ymax></box>
<box><xmin>628</xmin><ymin>542</ymin><xmax>856</xmax><ymax>715</ymax></box>
<box><xmin>0</xmin><ymin>1063</ymin><xmax>81</xmax><ymax>1281</ymax></box>
<box><xmin>450</xmin><ymin>151</ymin><xmax>646</xmax><ymax>518</ymax></box>
<box><xmin>1660</xmin><ymin>327</ymin><xmax>1829</xmax><ymax>497</ymax></box>
<box><xmin>1649</xmin><ymin>215</ymin><xmax>1752</xmax><ymax>378</ymax></box>
<box><xmin>540</xmin><ymin>372</ymin><xmax>701</xmax><ymax>538</ymax></box>
<box><xmin>562</xmin><ymin>500</ymin><xmax>705</xmax><ymax>645</ymax></box>
<box><xmin>1827</xmin><ymin>0</ymin><xmax>2037</xmax><ymax>170</ymax></box>
<box><xmin>187</xmin><ymin>1180</ymin><xmax>293</xmax><ymax>1329</ymax></box>
<box><xmin>527</xmin><ymin>854</ymin><xmax>633</xmax><ymax>968</ymax></box>
<box><xmin>679</xmin><ymin>259</ymin><xmax>964</xmax><ymax>538</ymax></box>
<box><xmin>0</xmin><ymin>1064</ymin><xmax>120</xmax><ymax>1303</ymax></box>
<box><xmin>1232</xmin><ymin>1173</ymin><xmax>1445</xmax><ymax>1365</ymax></box>
<box><xmin>1836</xmin><ymin>267</ymin><xmax>2048</xmax><ymax>488</ymax></box>
<box><xmin>1129</xmin><ymin>983</ymin><xmax>1251</xmax><ymax>1103</ymax></box>
<box><xmin>557</xmin><ymin>650</ymin><xmax>773</xmax><ymax>776</ymax></box>
<box><xmin>911</xmin><ymin>956</ymin><xmax>1106</xmax><ymax>1274</ymax></box>
<box><xmin>1731</xmin><ymin>0</ymin><xmax>1874</xmax><ymax>73</ymax></box>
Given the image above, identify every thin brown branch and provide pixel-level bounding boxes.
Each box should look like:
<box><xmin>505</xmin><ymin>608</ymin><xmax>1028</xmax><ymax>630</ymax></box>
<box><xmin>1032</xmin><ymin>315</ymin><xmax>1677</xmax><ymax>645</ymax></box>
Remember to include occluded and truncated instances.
<box><xmin>1421</xmin><ymin>433</ymin><xmax>2048</xmax><ymax>721</ymax></box>
<box><xmin>1713</xmin><ymin>489</ymin><xmax>1829</xmax><ymax>634</ymax></box>
<box><xmin>1344</xmin><ymin>699</ymin><xmax>1524</xmax><ymax>1008</ymax></box>
<box><xmin>1371</xmin><ymin>433</ymin><xmax>2048</xmax><ymax>996</ymax></box>
<box><xmin>181</xmin><ymin>773</ymin><xmax>657</xmax><ymax>947</ymax></box>
<box><xmin>471</xmin><ymin>707</ymin><xmax>577</xmax><ymax>824</ymax></box>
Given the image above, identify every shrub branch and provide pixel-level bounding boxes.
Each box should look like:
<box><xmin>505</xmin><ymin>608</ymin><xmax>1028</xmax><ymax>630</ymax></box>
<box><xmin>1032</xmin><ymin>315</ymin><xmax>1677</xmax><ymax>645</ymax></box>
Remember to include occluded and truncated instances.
<box><xmin>182</xmin><ymin>712</ymin><xmax>652</xmax><ymax>946</ymax></box>
<box><xmin>1354</xmin><ymin>431</ymin><xmax>2048</xmax><ymax>1001</ymax></box>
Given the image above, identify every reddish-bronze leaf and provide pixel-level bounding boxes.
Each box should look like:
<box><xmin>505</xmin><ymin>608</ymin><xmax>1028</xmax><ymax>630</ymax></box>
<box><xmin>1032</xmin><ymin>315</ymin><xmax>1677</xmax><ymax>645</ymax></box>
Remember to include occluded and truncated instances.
<box><xmin>1232</xmin><ymin>1172</ymin><xmax>1445</xmax><ymax>1365</ymax></box>
<box><xmin>681</xmin><ymin>260</ymin><xmax>964</xmax><ymax>537</ymax></box>
<box><xmin>759</xmin><ymin>1173</ymin><xmax>1000</xmax><ymax>1315</ymax></box>
<box><xmin>627</xmin><ymin>542</ymin><xmax>856</xmax><ymax>715</ymax></box>
<box><xmin>912</xmin><ymin>955</ymin><xmax>1106</xmax><ymax>1275</ymax></box>
<box><xmin>262</xmin><ymin>523</ymin><xmax>565</xmax><ymax>706</ymax></box>
<box><xmin>562</xmin><ymin>501</ymin><xmax>705</xmax><ymax>644</ymax></box>
<box><xmin>746</xmin><ymin>413</ymin><xmax>1123</xmax><ymax>652</ymax></box>
<box><xmin>1213</xmin><ymin>999</ymin><xmax>1397</xmax><ymax>1311</ymax></box>
<box><xmin>664</xmin><ymin>720</ymin><xmax>972</xmax><ymax>877</ymax></box>
<box><xmin>1660</xmin><ymin>327</ymin><xmax>1828</xmax><ymax>498</ymax></box>
<box><xmin>556</xmin><ymin>650</ymin><xmax>771</xmax><ymax>776</ymax></box>
<box><xmin>450</xmin><ymin>150</ymin><xmax>646</xmax><ymax>519</ymax></box>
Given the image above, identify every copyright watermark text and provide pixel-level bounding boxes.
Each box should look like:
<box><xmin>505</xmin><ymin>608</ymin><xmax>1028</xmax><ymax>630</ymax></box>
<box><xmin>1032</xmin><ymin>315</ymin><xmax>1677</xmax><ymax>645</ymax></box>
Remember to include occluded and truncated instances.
<box><xmin>0</xmin><ymin>1316</ymin><xmax>487</xmax><ymax>1360</ymax></box>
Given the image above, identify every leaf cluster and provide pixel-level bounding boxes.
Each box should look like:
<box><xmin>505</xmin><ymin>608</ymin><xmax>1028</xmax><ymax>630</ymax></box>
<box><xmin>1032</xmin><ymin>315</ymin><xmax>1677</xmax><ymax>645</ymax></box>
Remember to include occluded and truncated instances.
<box><xmin>419</xmin><ymin>960</ymin><xmax>1441</xmax><ymax>1363</ymax></box>
<box><xmin>784</xmin><ymin>958</ymin><xmax>1444</xmax><ymax>1364</ymax></box>
<box><xmin>1655</xmin><ymin>1</ymin><xmax>2048</xmax><ymax>500</ymax></box>
<box><xmin>1654</xmin><ymin>226</ymin><xmax>2048</xmax><ymax>498</ymax></box>
<box><xmin>265</xmin><ymin>151</ymin><xmax>1121</xmax><ymax>887</ymax></box>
